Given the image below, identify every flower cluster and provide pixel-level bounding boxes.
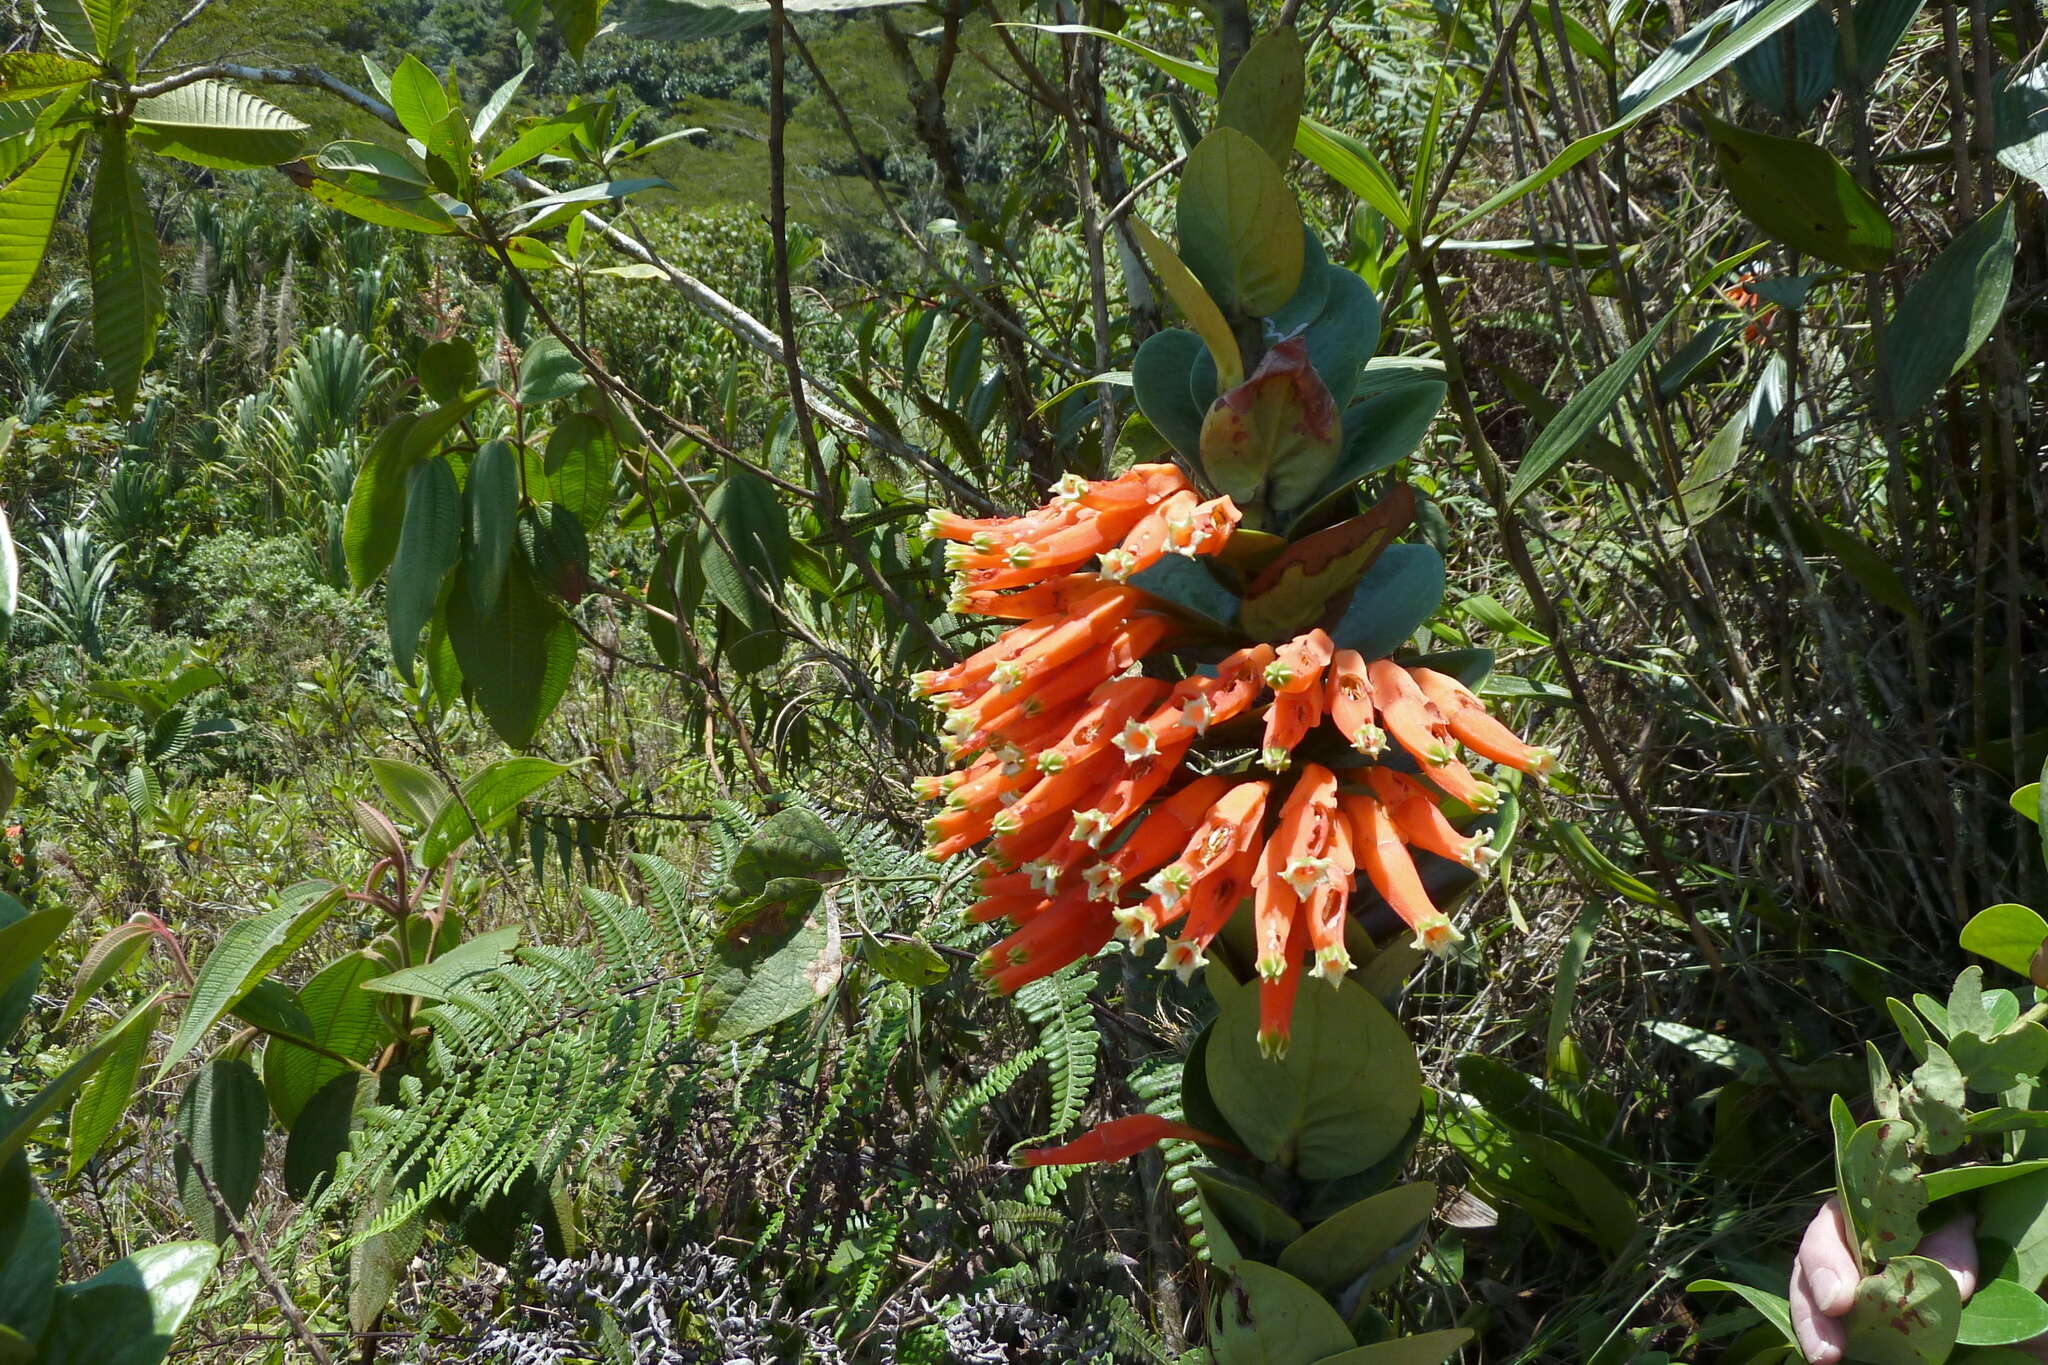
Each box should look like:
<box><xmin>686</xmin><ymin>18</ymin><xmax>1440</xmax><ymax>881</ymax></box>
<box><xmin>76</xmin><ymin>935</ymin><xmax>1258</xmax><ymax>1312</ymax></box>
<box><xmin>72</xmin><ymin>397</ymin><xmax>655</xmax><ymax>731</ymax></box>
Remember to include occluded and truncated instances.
<box><xmin>918</xmin><ymin>466</ymin><xmax>1553</xmax><ymax>1054</ymax></box>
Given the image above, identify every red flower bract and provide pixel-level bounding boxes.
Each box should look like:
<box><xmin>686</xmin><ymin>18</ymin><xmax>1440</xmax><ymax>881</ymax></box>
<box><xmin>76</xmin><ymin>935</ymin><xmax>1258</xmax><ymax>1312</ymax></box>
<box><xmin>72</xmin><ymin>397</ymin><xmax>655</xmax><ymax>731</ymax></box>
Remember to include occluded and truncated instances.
<box><xmin>921</xmin><ymin>465</ymin><xmax>1552</xmax><ymax>1056</ymax></box>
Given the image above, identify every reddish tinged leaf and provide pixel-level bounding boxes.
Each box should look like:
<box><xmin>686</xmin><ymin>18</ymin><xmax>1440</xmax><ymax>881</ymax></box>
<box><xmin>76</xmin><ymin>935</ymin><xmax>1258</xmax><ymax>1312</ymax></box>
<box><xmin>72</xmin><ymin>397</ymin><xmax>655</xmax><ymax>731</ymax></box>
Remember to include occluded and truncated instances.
<box><xmin>1019</xmin><ymin>1114</ymin><xmax>1242</xmax><ymax>1166</ymax></box>
<box><xmin>1197</xmin><ymin>338</ymin><xmax>1340</xmax><ymax>514</ymax></box>
<box><xmin>1238</xmin><ymin>485</ymin><xmax>1416</xmax><ymax>640</ymax></box>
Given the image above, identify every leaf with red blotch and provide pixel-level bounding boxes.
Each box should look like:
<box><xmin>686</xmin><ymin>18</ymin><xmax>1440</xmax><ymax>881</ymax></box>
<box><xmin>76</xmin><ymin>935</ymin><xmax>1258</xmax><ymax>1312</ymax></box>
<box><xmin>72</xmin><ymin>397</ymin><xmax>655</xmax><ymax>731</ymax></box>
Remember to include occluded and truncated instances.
<box><xmin>1018</xmin><ymin>1114</ymin><xmax>1242</xmax><ymax>1166</ymax></box>
<box><xmin>1197</xmin><ymin>338</ymin><xmax>1340</xmax><ymax>515</ymax></box>
<box><xmin>1238</xmin><ymin>485</ymin><xmax>1415</xmax><ymax>641</ymax></box>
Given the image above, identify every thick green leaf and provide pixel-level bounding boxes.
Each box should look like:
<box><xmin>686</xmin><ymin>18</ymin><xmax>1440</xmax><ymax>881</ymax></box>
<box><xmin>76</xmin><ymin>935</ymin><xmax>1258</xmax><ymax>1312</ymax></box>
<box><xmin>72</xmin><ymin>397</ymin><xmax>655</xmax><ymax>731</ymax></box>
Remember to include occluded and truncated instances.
<box><xmin>1277</xmin><ymin>1180</ymin><xmax>1435</xmax><ymax>1293</ymax></box>
<box><xmin>1131</xmin><ymin>327</ymin><xmax>1211</xmax><ymax>458</ymax></box>
<box><xmin>1838</xmin><ymin>1115</ymin><xmax>1926</xmax><ymax>1259</ymax></box>
<box><xmin>1316</xmin><ymin>1332</ymin><xmax>1477</xmax><ymax>1365</ymax></box>
<box><xmin>1208</xmin><ymin>977</ymin><xmax>1421</xmax><ymax>1180</ymax></box>
<box><xmin>445</xmin><ymin>560</ymin><xmax>578</xmax><ymax>748</ymax></box>
<box><xmin>698</xmin><ymin>469</ymin><xmax>789</xmax><ymax>655</ymax></box>
<box><xmin>1963</xmin><ymin>904</ymin><xmax>2048</xmax><ymax>982</ymax></box>
<box><xmin>1995</xmin><ymin>64</ymin><xmax>2048</xmax><ymax>191</ymax></box>
<box><xmin>1958</xmin><ymin>1278</ymin><xmax>2048</xmax><ymax>1346</ymax></box>
<box><xmin>465</xmin><ymin>440</ymin><xmax>519</xmax><ymax>617</ymax></box>
<box><xmin>0</xmin><ymin>53</ymin><xmax>98</xmax><ymax>101</ymax></box>
<box><xmin>361</xmin><ymin>926</ymin><xmax>520</xmax><ymax>1001</ymax></box>
<box><xmin>1179</xmin><ymin>129</ymin><xmax>1303</xmax><ymax>318</ymax></box>
<box><xmin>1199</xmin><ymin>338</ymin><xmax>1339</xmax><ymax>513</ymax></box>
<box><xmin>419</xmin><ymin>757</ymin><xmax>574</xmax><ymax>869</ymax></box>
<box><xmin>543</xmin><ymin>413</ymin><xmax>617</xmax><ymax>527</ymax></box>
<box><xmin>0</xmin><ymin>906</ymin><xmax>69</xmax><ymax>998</ymax></box>
<box><xmin>262</xmin><ymin>950</ymin><xmax>386</xmax><ymax>1126</ymax></box>
<box><xmin>517</xmin><ymin>335</ymin><xmax>584</xmax><ymax>405</ymax></box>
<box><xmin>387</xmin><ymin>54</ymin><xmax>453</xmax><ymax>155</ymax></box>
<box><xmin>132</xmin><ymin>80</ymin><xmax>306</xmax><ymax>169</ymax></box>
<box><xmin>1290</xmin><ymin>382</ymin><xmax>1444</xmax><ymax>529</ymax></box>
<box><xmin>158</xmin><ymin>881</ymin><xmax>345</xmax><ymax>1077</ymax></box>
<box><xmin>1506</xmin><ymin>308</ymin><xmax>1679</xmax><ymax>502</ymax></box>
<box><xmin>697</xmin><ymin>879</ymin><xmax>843</xmax><ymax>1042</ymax></box>
<box><xmin>1704</xmin><ymin>115</ymin><xmax>1892</xmax><ymax>271</ymax></box>
<box><xmin>366</xmin><ymin>757</ymin><xmax>449</xmax><ymax>830</ymax></box>
<box><xmin>65</xmin><ymin>995</ymin><xmax>159</xmax><ymax>1177</ymax></box>
<box><xmin>174</xmin><ymin>1057</ymin><xmax>266</xmax><ymax>1242</ymax></box>
<box><xmin>87</xmin><ymin>129</ymin><xmax>163</xmax><ymax>407</ymax></box>
<box><xmin>482</xmin><ymin>110</ymin><xmax>595</xmax><ymax>178</ymax></box>
<box><xmin>1924</xmin><ymin>1159</ymin><xmax>2048</xmax><ymax>1201</ymax></box>
<box><xmin>0</xmin><ymin>990</ymin><xmax>164</xmax><ymax>1169</ymax></box>
<box><xmin>721</xmin><ymin>807</ymin><xmax>846</xmax><ymax>905</ymax></box>
<box><xmin>1978</xmin><ymin>1170</ymin><xmax>2048</xmax><ymax>1291</ymax></box>
<box><xmin>0</xmin><ymin>1196</ymin><xmax>57</xmax><ymax>1343</ymax></box>
<box><xmin>344</xmin><ymin>414</ymin><xmax>424</xmax><ymax>589</ymax></box>
<box><xmin>307</xmin><ymin>158</ymin><xmax>459</xmax><ymax>236</ymax></box>
<box><xmin>1219</xmin><ymin>28</ymin><xmax>1304</xmax><ymax>168</ymax></box>
<box><xmin>1193</xmin><ymin>1168</ymin><xmax>1305</xmax><ymax>1254</ymax></box>
<box><xmin>386</xmin><ymin>458</ymin><xmax>459</xmax><ymax>683</ymax></box>
<box><xmin>39</xmin><ymin>1241</ymin><xmax>220</xmax><ymax>1365</ymax></box>
<box><xmin>1127</xmin><ymin>554</ymin><xmax>1243</xmax><ymax>632</ymax></box>
<box><xmin>415</xmin><ymin>338</ymin><xmax>478</xmax><ymax>403</ymax></box>
<box><xmin>1875</xmin><ymin>199</ymin><xmax>2016</xmax><ymax>420</ymax></box>
<box><xmin>1128</xmin><ymin>219</ymin><xmax>1242</xmax><ymax>392</ymax></box>
<box><xmin>1207</xmin><ymin>1260</ymin><xmax>1358</xmax><ymax>1365</ymax></box>
<box><xmin>1841</xmin><ymin>1255</ymin><xmax>1961</xmax><ymax>1365</ymax></box>
<box><xmin>1326</xmin><ymin>543</ymin><xmax>1446</xmax><ymax>660</ymax></box>
<box><xmin>0</xmin><ymin>895</ymin><xmax>35</xmax><ymax>1047</ymax></box>
<box><xmin>283</xmin><ymin>1072</ymin><xmax>366</xmax><ymax>1201</ymax></box>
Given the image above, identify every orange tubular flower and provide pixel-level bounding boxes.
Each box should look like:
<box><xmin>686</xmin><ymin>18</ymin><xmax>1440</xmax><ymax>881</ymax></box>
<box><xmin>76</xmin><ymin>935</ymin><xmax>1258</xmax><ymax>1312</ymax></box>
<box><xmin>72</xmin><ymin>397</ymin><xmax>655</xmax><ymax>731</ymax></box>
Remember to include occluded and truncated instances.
<box><xmin>1101</xmin><ymin>490</ymin><xmax>1199</xmax><ymax>582</ymax></box>
<box><xmin>1159</xmin><ymin>845</ymin><xmax>1258</xmax><ymax>982</ymax></box>
<box><xmin>1252</xmin><ymin>764</ymin><xmax>1341</xmax><ymax>979</ymax></box>
<box><xmin>1259</xmin><ymin>687</ymin><xmax>1324</xmax><ymax>772</ymax></box>
<box><xmin>1265</xmin><ymin>628</ymin><xmax>1335</xmax><ymax>694</ymax></box>
<box><xmin>1409</xmin><ymin>667</ymin><xmax>1556</xmax><ymax>779</ymax></box>
<box><xmin>1325</xmin><ymin>649</ymin><xmax>1386</xmax><ymax>756</ymax></box>
<box><xmin>1018</xmin><ymin>1113</ymin><xmax>1241</xmax><ymax>1167</ymax></box>
<box><xmin>1365</xmin><ymin>659</ymin><xmax>1498</xmax><ymax>811</ymax></box>
<box><xmin>949</xmin><ymin>573</ymin><xmax>1109</xmax><ymax>620</ymax></box>
<box><xmin>1258</xmin><ymin>916</ymin><xmax>1311</xmax><ymax>1059</ymax></box>
<box><xmin>1365</xmin><ymin>767</ymin><xmax>1497</xmax><ymax>873</ymax></box>
<box><xmin>1342</xmin><ymin>794</ymin><xmax>1464</xmax><ymax>957</ymax></box>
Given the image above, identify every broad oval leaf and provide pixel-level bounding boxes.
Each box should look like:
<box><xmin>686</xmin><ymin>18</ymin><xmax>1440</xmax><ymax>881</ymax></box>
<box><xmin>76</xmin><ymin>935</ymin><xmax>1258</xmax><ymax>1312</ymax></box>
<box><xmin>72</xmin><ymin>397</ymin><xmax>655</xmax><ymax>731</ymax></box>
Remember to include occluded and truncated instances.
<box><xmin>1316</xmin><ymin>1331</ymin><xmax>1478</xmax><ymax>1365</ymax></box>
<box><xmin>38</xmin><ymin>1241</ymin><xmax>220</xmax><ymax>1365</ymax></box>
<box><xmin>1704</xmin><ymin>114</ymin><xmax>1893</xmax><ymax>271</ymax></box>
<box><xmin>1129</xmin><ymin>218</ymin><xmax>1243</xmax><ymax>391</ymax></box>
<box><xmin>87</xmin><ymin>129</ymin><xmax>163</xmax><ymax>407</ymax></box>
<box><xmin>132</xmin><ymin>80</ymin><xmax>307</xmax><ymax>170</ymax></box>
<box><xmin>1198</xmin><ymin>337</ymin><xmax>1340</xmax><ymax>515</ymax></box>
<box><xmin>418</xmin><ymin>756</ymin><xmax>575</xmax><ymax>869</ymax></box>
<box><xmin>1178</xmin><ymin>128</ymin><xmax>1305</xmax><ymax>319</ymax></box>
<box><xmin>1875</xmin><ymin>199</ymin><xmax>2016</xmax><ymax>420</ymax></box>
<box><xmin>1957</xmin><ymin>1277</ymin><xmax>2048</xmax><ymax>1347</ymax></box>
<box><xmin>158</xmin><ymin>881</ymin><xmax>345</xmax><ymax>1077</ymax></box>
<box><xmin>1207</xmin><ymin>1259</ymin><xmax>1359</xmax><ymax>1365</ymax></box>
<box><xmin>174</xmin><ymin>1057</ymin><xmax>267</xmax><ymax>1242</ymax></box>
<box><xmin>1841</xmin><ymin>1255</ymin><xmax>1961</xmax><ymax>1365</ymax></box>
<box><xmin>387</xmin><ymin>457</ymin><xmax>460</xmax><ymax>683</ymax></box>
<box><xmin>1961</xmin><ymin>904</ymin><xmax>2048</xmax><ymax>982</ymax></box>
<box><xmin>1131</xmin><ymin>327</ymin><xmax>1211</xmax><ymax>459</ymax></box>
<box><xmin>1219</xmin><ymin>28</ymin><xmax>1305</xmax><ymax>169</ymax></box>
<box><xmin>465</xmin><ymin>440</ymin><xmax>520</xmax><ymax>617</ymax></box>
<box><xmin>262</xmin><ymin>949</ymin><xmax>387</xmax><ymax>1126</ymax></box>
<box><xmin>1207</xmin><ymin>977</ymin><xmax>1422</xmax><ymax>1180</ymax></box>
<box><xmin>445</xmin><ymin>559</ymin><xmax>578</xmax><ymax>747</ymax></box>
<box><xmin>1326</xmin><ymin>543</ymin><xmax>1447</xmax><ymax>661</ymax></box>
<box><xmin>1277</xmin><ymin>1180</ymin><xmax>1436</xmax><ymax>1293</ymax></box>
<box><xmin>344</xmin><ymin>413</ymin><xmax>424</xmax><ymax>590</ymax></box>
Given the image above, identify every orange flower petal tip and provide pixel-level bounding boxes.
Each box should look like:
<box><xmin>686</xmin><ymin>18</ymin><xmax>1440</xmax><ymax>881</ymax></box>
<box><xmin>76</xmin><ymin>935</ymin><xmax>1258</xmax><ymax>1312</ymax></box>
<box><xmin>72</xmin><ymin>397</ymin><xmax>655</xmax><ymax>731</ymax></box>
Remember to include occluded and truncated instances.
<box><xmin>1410</xmin><ymin>912</ymin><xmax>1466</xmax><ymax>956</ymax></box>
<box><xmin>1016</xmin><ymin>1114</ymin><xmax>1239</xmax><ymax>1167</ymax></box>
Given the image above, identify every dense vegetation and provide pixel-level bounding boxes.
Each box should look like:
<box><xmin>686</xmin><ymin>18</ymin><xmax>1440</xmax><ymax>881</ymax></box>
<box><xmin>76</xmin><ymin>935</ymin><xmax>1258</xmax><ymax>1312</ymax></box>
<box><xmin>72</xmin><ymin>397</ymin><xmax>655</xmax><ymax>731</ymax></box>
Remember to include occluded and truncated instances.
<box><xmin>0</xmin><ymin>0</ymin><xmax>2044</xmax><ymax>1360</ymax></box>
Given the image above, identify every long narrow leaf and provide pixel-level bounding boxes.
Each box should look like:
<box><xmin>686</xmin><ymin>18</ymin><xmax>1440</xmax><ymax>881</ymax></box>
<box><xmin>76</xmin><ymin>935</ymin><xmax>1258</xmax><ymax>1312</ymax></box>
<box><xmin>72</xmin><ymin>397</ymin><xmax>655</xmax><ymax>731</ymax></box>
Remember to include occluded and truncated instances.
<box><xmin>0</xmin><ymin>135</ymin><xmax>81</xmax><ymax>323</ymax></box>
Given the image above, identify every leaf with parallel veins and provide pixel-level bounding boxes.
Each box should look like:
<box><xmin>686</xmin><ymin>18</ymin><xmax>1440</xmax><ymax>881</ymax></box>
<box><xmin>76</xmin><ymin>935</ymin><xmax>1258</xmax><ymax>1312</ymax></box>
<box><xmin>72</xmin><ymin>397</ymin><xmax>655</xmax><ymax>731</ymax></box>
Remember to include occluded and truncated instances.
<box><xmin>1239</xmin><ymin>484</ymin><xmax>1415</xmax><ymax>640</ymax></box>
